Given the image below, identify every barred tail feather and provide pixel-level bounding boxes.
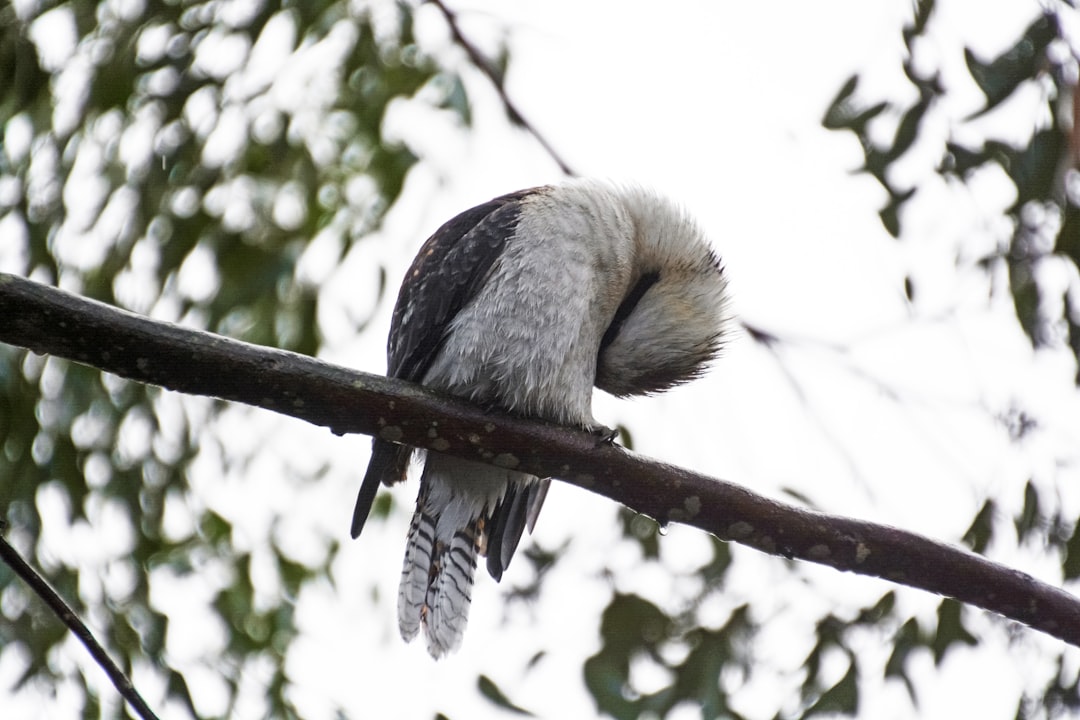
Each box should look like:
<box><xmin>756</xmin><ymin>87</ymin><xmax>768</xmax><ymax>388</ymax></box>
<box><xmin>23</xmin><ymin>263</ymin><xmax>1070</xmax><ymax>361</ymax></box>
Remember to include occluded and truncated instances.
<box><xmin>397</xmin><ymin>506</ymin><xmax>481</xmax><ymax>657</ymax></box>
<box><xmin>397</xmin><ymin>508</ymin><xmax>435</xmax><ymax>642</ymax></box>
<box><xmin>397</xmin><ymin>454</ymin><xmax>532</xmax><ymax>657</ymax></box>
<box><xmin>424</xmin><ymin>524</ymin><xmax>480</xmax><ymax>658</ymax></box>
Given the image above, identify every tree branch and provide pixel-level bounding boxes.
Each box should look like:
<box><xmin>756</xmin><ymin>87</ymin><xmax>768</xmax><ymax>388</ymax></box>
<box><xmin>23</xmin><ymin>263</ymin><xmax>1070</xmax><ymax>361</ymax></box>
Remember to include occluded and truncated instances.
<box><xmin>0</xmin><ymin>526</ymin><xmax>161</xmax><ymax>720</ymax></box>
<box><xmin>2</xmin><ymin>272</ymin><xmax>1078</xmax><ymax>647</ymax></box>
<box><xmin>428</xmin><ymin>0</ymin><xmax>576</xmax><ymax>176</ymax></box>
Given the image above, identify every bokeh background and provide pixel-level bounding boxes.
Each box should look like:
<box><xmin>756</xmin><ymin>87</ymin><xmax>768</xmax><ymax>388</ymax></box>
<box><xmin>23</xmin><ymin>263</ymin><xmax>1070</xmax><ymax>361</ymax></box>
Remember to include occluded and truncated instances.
<box><xmin>2</xmin><ymin>0</ymin><xmax>1079</xmax><ymax>717</ymax></box>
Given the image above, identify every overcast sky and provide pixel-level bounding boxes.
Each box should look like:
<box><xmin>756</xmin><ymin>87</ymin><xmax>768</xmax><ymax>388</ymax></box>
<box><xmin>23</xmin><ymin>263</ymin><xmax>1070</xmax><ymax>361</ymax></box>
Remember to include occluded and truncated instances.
<box><xmin>7</xmin><ymin>0</ymin><xmax>1079</xmax><ymax>718</ymax></box>
<box><xmin>307</xmin><ymin>1</ymin><xmax>1079</xmax><ymax>718</ymax></box>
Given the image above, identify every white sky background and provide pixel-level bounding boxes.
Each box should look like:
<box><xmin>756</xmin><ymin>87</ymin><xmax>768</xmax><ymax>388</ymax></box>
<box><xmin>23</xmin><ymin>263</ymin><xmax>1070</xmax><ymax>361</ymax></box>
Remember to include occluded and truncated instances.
<box><xmin>305</xmin><ymin>0</ymin><xmax>1080</xmax><ymax>716</ymax></box>
<box><xmin>5</xmin><ymin>0</ymin><xmax>1080</xmax><ymax>718</ymax></box>
<box><xmin>286</xmin><ymin>0</ymin><xmax>1080</xmax><ymax>717</ymax></box>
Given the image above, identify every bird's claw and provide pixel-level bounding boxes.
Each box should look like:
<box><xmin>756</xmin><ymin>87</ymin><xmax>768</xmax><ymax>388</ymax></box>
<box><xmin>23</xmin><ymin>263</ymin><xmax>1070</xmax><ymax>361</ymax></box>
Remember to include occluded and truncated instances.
<box><xmin>587</xmin><ymin>423</ymin><xmax>619</xmax><ymax>447</ymax></box>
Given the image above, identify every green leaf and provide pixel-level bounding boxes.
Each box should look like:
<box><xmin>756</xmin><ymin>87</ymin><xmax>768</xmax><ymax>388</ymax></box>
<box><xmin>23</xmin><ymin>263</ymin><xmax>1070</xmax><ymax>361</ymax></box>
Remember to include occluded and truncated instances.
<box><xmin>1059</xmin><ymin>201</ymin><xmax>1080</xmax><ymax>272</ymax></box>
<box><xmin>0</xmin><ymin>24</ymin><xmax>49</xmax><ymax>114</ymax></box>
<box><xmin>584</xmin><ymin>594</ymin><xmax>669</xmax><ymax>717</ymax></box>
<box><xmin>696</xmin><ymin>536</ymin><xmax>732</xmax><ymax>585</ymax></box>
<box><xmin>1009</xmin><ymin>257</ymin><xmax>1041</xmax><ymax>345</ymax></box>
<box><xmin>854</xmin><ymin>592</ymin><xmax>896</xmax><ymax>626</ymax></box>
<box><xmin>437</xmin><ymin>74</ymin><xmax>472</xmax><ymax>126</ymax></box>
<box><xmin>619</xmin><ymin>508</ymin><xmax>661</xmax><ymax>558</ymax></box>
<box><xmin>822</xmin><ymin>75</ymin><xmax>860</xmax><ymax>130</ymax></box>
<box><xmin>962</xmin><ymin>499</ymin><xmax>996</xmax><ymax>554</ymax></box>
<box><xmin>167</xmin><ymin>669</ymin><xmax>199</xmax><ymax>719</ymax></box>
<box><xmin>932</xmin><ymin>599</ymin><xmax>978</xmax><ymax>665</ymax></box>
<box><xmin>888</xmin><ymin>92</ymin><xmax>933</xmax><ymax>162</ymax></box>
<box><xmin>1015</xmin><ymin>480</ymin><xmax>1042</xmax><ymax>543</ymax></box>
<box><xmin>903</xmin><ymin>0</ymin><xmax>936</xmax><ymax>45</ymax></box>
<box><xmin>1007</xmin><ymin>130</ymin><xmax>1066</xmax><ymax>209</ymax></box>
<box><xmin>885</xmin><ymin>618</ymin><xmax>923</xmax><ymax>701</ymax></box>
<box><xmin>823</xmin><ymin>82</ymin><xmax>890</xmax><ymax>145</ymax></box>
<box><xmin>964</xmin><ymin>13</ymin><xmax>1058</xmax><ymax>118</ymax></box>
<box><xmin>879</xmin><ymin>186</ymin><xmax>917</xmax><ymax>238</ymax></box>
<box><xmin>1067</xmin><ymin>519</ymin><xmax>1080</xmax><ymax>581</ymax></box>
<box><xmin>804</xmin><ymin>655</ymin><xmax>859</xmax><ymax>717</ymax></box>
<box><xmin>780</xmin><ymin>486</ymin><xmax>821</xmax><ymax>510</ymax></box>
<box><xmin>477</xmin><ymin>675</ymin><xmax>535</xmax><ymax>716</ymax></box>
<box><xmin>585</xmin><ymin>597</ymin><xmax>754</xmax><ymax>720</ymax></box>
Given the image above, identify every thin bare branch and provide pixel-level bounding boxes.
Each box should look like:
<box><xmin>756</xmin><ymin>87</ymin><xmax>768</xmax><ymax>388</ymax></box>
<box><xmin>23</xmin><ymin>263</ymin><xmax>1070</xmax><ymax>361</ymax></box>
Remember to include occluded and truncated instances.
<box><xmin>2</xmin><ymin>272</ymin><xmax>1078</xmax><ymax>647</ymax></box>
<box><xmin>0</xmin><ymin>526</ymin><xmax>161</xmax><ymax>720</ymax></box>
<box><xmin>428</xmin><ymin>0</ymin><xmax>576</xmax><ymax>176</ymax></box>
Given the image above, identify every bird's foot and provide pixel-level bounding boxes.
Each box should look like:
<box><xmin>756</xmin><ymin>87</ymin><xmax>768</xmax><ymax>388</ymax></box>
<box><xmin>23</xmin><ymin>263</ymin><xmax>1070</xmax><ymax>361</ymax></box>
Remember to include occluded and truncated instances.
<box><xmin>586</xmin><ymin>422</ymin><xmax>619</xmax><ymax>447</ymax></box>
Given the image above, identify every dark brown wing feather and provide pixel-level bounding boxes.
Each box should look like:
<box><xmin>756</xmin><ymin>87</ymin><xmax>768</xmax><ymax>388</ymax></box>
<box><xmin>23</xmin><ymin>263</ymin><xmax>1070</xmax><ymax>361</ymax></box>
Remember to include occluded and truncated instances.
<box><xmin>485</xmin><ymin>478</ymin><xmax>550</xmax><ymax>581</ymax></box>
<box><xmin>387</xmin><ymin>188</ymin><xmax>541</xmax><ymax>381</ymax></box>
<box><xmin>351</xmin><ymin>187</ymin><xmax>546</xmax><ymax>539</ymax></box>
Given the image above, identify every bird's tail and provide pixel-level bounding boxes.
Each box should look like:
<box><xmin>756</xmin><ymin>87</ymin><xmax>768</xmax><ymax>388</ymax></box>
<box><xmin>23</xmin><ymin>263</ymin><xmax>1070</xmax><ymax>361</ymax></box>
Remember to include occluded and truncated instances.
<box><xmin>351</xmin><ymin>439</ymin><xmax>411</xmax><ymax>539</ymax></box>
<box><xmin>397</xmin><ymin>492</ymin><xmax>481</xmax><ymax>659</ymax></box>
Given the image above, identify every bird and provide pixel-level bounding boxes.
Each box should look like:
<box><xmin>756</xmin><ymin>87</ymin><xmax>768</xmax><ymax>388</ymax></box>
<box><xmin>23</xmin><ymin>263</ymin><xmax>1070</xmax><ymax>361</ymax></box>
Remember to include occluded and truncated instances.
<box><xmin>350</xmin><ymin>178</ymin><xmax>731</xmax><ymax>658</ymax></box>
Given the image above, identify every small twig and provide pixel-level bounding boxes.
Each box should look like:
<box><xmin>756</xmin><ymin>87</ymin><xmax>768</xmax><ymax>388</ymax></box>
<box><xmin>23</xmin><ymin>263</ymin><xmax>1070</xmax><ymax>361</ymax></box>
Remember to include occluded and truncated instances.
<box><xmin>428</xmin><ymin>0</ymin><xmax>576</xmax><ymax>176</ymax></box>
<box><xmin>740</xmin><ymin>318</ymin><xmax>1013</xmax><ymax>485</ymax></box>
<box><xmin>744</xmin><ymin>322</ymin><xmax>870</xmax><ymax>485</ymax></box>
<box><xmin>0</xmin><ymin>525</ymin><xmax>161</xmax><ymax>720</ymax></box>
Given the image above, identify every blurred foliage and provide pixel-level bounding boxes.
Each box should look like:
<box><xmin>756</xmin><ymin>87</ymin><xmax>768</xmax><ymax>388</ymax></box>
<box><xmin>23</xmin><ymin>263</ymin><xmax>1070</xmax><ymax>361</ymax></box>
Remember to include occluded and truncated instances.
<box><xmin>581</xmin><ymin>567</ymin><xmax>929</xmax><ymax>720</ymax></box>
<box><xmin>0</xmin><ymin>0</ymin><xmax>472</xmax><ymax>716</ymax></box>
<box><xmin>814</xmin><ymin>3</ymin><xmax>1080</xmax><ymax>719</ymax></box>
<box><xmin>584</xmin><ymin>590</ymin><xmax>753</xmax><ymax>720</ymax></box>
<box><xmin>3</xmin><ymin>1</ymin><xmax>1080</xmax><ymax>719</ymax></box>
<box><xmin>586</xmin><ymin>2</ymin><xmax>1080</xmax><ymax>719</ymax></box>
<box><xmin>824</xmin><ymin>1</ymin><xmax>1080</xmax><ymax>373</ymax></box>
<box><xmin>477</xmin><ymin>673</ymin><xmax>535</xmax><ymax>716</ymax></box>
<box><xmin>823</xmin><ymin>0</ymin><xmax>1080</xmax><ymax>565</ymax></box>
<box><xmin>959</xmin><ymin>482</ymin><xmax>1080</xmax><ymax>719</ymax></box>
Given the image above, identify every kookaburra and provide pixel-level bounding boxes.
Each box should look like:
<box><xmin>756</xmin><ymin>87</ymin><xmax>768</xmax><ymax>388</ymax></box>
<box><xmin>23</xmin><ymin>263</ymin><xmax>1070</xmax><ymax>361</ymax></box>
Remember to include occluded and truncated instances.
<box><xmin>351</xmin><ymin>178</ymin><xmax>731</xmax><ymax>658</ymax></box>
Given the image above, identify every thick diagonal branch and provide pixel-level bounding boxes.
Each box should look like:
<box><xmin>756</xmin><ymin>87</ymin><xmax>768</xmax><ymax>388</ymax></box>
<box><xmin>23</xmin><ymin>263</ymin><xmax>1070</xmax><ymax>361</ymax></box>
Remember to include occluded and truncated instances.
<box><xmin>1</xmin><ymin>272</ymin><xmax>1078</xmax><ymax>647</ymax></box>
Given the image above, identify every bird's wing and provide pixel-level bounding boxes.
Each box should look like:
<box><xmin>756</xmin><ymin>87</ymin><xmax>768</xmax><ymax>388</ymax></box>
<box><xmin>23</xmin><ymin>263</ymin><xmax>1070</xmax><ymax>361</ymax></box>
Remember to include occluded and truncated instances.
<box><xmin>388</xmin><ymin>187</ymin><xmax>545</xmax><ymax>382</ymax></box>
<box><xmin>485</xmin><ymin>478</ymin><xmax>550</xmax><ymax>581</ymax></box>
<box><xmin>351</xmin><ymin>187</ymin><xmax>545</xmax><ymax>539</ymax></box>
